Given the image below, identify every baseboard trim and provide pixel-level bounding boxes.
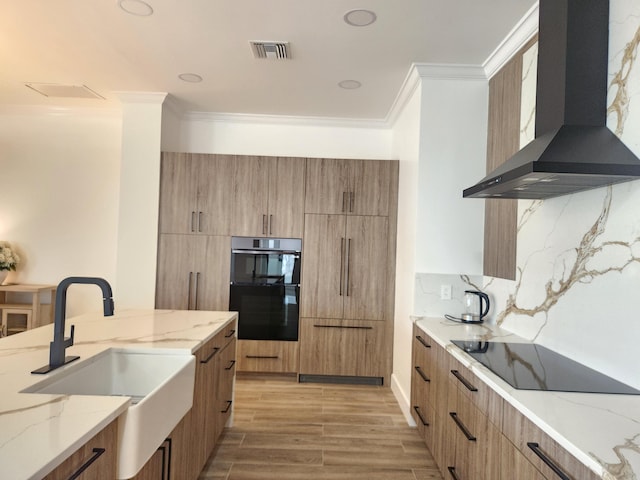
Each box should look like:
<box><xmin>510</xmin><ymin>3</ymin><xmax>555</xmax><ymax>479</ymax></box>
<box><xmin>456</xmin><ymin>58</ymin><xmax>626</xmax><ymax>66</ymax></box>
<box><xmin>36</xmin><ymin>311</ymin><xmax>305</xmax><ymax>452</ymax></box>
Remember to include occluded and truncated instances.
<box><xmin>298</xmin><ymin>374</ymin><xmax>383</xmax><ymax>386</ymax></box>
<box><xmin>391</xmin><ymin>373</ymin><xmax>416</xmax><ymax>427</ymax></box>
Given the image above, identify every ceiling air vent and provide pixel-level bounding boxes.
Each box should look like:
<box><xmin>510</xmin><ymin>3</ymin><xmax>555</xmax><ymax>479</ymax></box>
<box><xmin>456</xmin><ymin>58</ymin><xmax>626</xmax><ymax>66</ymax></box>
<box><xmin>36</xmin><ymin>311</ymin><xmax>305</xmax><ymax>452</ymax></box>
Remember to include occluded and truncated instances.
<box><xmin>24</xmin><ymin>83</ymin><xmax>104</xmax><ymax>99</ymax></box>
<box><xmin>250</xmin><ymin>41</ymin><xmax>291</xmax><ymax>59</ymax></box>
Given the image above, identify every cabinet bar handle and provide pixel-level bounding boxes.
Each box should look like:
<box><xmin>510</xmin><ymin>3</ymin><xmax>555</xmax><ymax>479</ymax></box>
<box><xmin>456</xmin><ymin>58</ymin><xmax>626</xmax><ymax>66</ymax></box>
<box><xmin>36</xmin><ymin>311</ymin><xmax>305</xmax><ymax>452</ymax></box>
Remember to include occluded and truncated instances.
<box><xmin>415</xmin><ymin>335</ymin><xmax>431</xmax><ymax>349</ymax></box>
<box><xmin>413</xmin><ymin>406</ymin><xmax>429</xmax><ymax>426</ymax></box>
<box><xmin>246</xmin><ymin>355</ymin><xmax>279</xmax><ymax>359</ymax></box>
<box><xmin>342</xmin><ymin>191</ymin><xmax>347</xmax><ymax>212</ymax></box>
<box><xmin>415</xmin><ymin>366</ymin><xmax>430</xmax><ymax>382</ymax></box>
<box><xmin>313</xmin><ymin>324</ymin><xmax>373</xmax><ymax>330</ymax></box>
<box><xmin>269</xmin><ymin>214</ymin><xmax>273</xmax><ymax>235</ymax></box>
<box><xmin>201</xmin><ymin>346</ymin><xmax>220</xmax><ymax>363</ymax></box>
<box><xmin>191</xmin><ymin>211</ymin><xmax>196</xmax><ymax>232</ymax></box>
<box><xmin>450</xmin><ymin>370</ymin><xmax>478</xmax><ymax>392</ymax></box>
<box><xmin>262</xmin><ymin>214</ymin><xmax>267</xmax><ymax>235</ymax></box>
<box><xmin>447</xmin><ymin>466</ymin><xmax>461</xmax><ymax>480</ymax></box>
<box><xmin>198</xmin><ymin>211</ymin><xmax>203</xmax><ymax>232</ymax></box>
<box><xmin>225</xmin><ymin>360</ymin><xmax>236</xmax><ymax>370</ymax></box>
<box><xmin>194</xmin><ymin>272</ymin><xmax>200</xmax><ymax>310</ymax></box>
<box><xmin>225</xmin><ymin>329</ymin><xmax>236</xmax><ymax>338</ymax></box>
<box><xmin>187</xmin><ymin>272</ymin><xmax>193</xmax><ymax>310</ymax></box>
<box><xmin>339</xmin><ymin>238</ymin><xmax>345</xmax><ymax>296</ymax></box>
<box><xmin>349</xmin><ymin>191</ymin><xmax>354</xmax><ymax>212</ymax></box>
<box><xmin>345</xmin><ymin>238</ymin><xmax>351</xmax><ymax>297</ymax></box>
<box><xmin>221</xmin><ymin>400</ymin><xmax>233</xmax><ymax>413</ymax></box>
<box><xmin>527</xmin><ymin>442</ymin><xmax>571</xmax><ymax>480</ymax></box>
<box><xmin>68</xmin><ymin>448</ymin><xmax>106</xmax><ymax>480</ymax></box>
<box><xmin>449</xmin><ymin>412</ymin><xmax>476</xmax><ymax>441</ymax></box>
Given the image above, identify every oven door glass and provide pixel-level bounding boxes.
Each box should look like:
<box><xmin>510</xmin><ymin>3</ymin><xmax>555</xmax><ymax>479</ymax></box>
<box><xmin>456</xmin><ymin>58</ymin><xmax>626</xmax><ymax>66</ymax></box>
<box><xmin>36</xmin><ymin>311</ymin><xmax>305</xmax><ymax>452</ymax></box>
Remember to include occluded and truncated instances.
<box><xmin>230</xmin><ymin>251</ymin><xmax>300</xmax><ymax>286</ymax></box>
<box><xmin>229</xmin><ymin>284</ymin><xmax>299</xmax><ymax>341</ymax></box>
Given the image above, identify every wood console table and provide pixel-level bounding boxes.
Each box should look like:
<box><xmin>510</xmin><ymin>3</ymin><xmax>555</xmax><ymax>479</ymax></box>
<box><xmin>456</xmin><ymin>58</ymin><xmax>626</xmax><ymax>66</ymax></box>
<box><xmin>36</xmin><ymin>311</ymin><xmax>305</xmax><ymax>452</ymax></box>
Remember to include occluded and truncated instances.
<box><xmin>0</xmin><ymin>284</ymin><xmax>57</xmax><ymax>334</ymax></box>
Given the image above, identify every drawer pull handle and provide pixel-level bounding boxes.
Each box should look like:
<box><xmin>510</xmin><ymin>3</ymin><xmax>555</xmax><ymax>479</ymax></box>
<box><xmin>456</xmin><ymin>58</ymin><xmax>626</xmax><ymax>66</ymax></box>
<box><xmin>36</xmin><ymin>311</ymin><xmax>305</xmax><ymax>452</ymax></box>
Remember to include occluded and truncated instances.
<box><xmin>221</xmin><ymin>400</ymin><xmax>233</xmax><ymax>413</ymax></box>
<box><xmin>412</xmin><ymin>406</ymin><xmax>429</xmax><ymax>426</ymax></box>
<box><xmin>415</xmin><ymin>335</ymin><xmax>431</xmax><ymax>348</ymax></box>
<box><xmin>246</xmin><ymin>355</ymin><xmax>279</xmax><ymax>359</ymax></box>
<box><xmin>527</xmin><ymin>442</ymin><xmax>570</xmax><ymax>480</ymax></box>
<box><xmin>450</xmin><ymin>369</ymin><xmax>478</xmax><ymax>392</ymax></box>
<box><xmin>225</xmin><ymin>360</ymin><xmax>236</xmax><ymax>370</ymax></box>
<box><xmin>449</xmin><ymin>412</ymin><xmax>476</xmax><ymax>441</ymax></box>
<box><xmin>201</xmin><ymin>346</ymin><xmax>220</xmax><ymax>363</ymax></box>
<box><xmin>225</xmin><ymin>329</ymin><xmax>236</xmax><ymax>338</ymax></box>
<box><xmin>313</xmin><ymin>324</ymin><xmax>373</xmax><ymax>330</ymax></box>
<box><xmin>69</xmin><ymin>448</ymin><xmax>106</xmax><ymax>480</ymax></box>
<box><xmin>414</xmin><ymin>366</ymin><xmax>430</xmax><ymax>383</ymax></box>
<box><xmin>447</xmin><ymin>466</ymin><xmax>461</xmax><ymax>480</ymax></box>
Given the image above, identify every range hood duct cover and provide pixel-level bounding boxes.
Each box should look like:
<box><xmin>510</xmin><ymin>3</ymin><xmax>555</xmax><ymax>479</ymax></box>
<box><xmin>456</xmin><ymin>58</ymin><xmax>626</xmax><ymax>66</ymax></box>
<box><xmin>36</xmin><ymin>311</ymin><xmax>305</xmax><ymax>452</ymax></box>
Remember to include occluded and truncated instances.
<box><xmin>464</xmin><ymin>0</ymin><xmax>640</xmax><ymax>199</ymax></box>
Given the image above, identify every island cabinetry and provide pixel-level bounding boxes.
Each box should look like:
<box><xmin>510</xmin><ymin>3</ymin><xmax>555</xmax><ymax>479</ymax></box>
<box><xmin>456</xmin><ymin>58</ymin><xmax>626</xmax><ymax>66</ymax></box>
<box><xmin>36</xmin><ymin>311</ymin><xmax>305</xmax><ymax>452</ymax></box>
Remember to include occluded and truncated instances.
<box><xmin>237</xmin><ymin>339</ymin><xmax>299</xmax><ymax>373</ymax></box>
<box><xmin>305</xmin><ymin>158</ymin><xmax>392</xmax><ymax>216</ymax></box>
<box><xmin>502</xmin><ymin>401</ymin><xmax>600</xmax><ymax>480</ymax></box>
<box><xmin>158</xmin><ymin>152</ymin><xmax>234</xmax><ymax>235</ymax></box>
<box><xmin>43</xmin><ymin>418</ymin><xmax>118</xmax><ymax>480</ymax></box>
<box><xmin>231</xmin><ymin>156</ymin><xmax>306</xmax><ymax>238</ymax></box>
<box><xmin>155</xmin><ymin>234</ymin><xmax>230</xmax><ymax>311</ymax></box>
<box><xmin>410</xmin><ymin>326</ymin><xmax>435</xmax><ymax>444</ymax></box>
<box><xmin>298</xmin><ymin>319</ymin><xmax>385</xmax><ymax>379</ymax></box>
<box><xmin>300</xmin><ymin>214</ymin><xmax>388</xmax><ymax>321</ymax></box>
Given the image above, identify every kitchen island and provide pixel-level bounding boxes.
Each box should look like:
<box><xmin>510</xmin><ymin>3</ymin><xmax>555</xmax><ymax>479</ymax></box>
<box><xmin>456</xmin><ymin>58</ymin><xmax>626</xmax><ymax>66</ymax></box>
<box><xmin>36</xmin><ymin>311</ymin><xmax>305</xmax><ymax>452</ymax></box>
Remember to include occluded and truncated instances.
<box><xmin>0</xmin><ymin>309</ymin><xmax>237</xmax><ymax>480</ymax></box>
<box><xmin>413</xmin><ymin>316</ymin><xmax>640</xmax><ymax>479</ymax></box>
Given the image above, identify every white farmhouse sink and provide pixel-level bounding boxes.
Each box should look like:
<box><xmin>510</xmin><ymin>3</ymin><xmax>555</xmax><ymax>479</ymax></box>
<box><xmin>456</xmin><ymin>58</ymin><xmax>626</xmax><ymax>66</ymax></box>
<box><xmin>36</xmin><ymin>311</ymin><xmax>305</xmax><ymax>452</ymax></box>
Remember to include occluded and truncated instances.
<box><xmin>23</xmin><ymin>348</ymin><xmax>196</xmax><ymax>479</ymax></box>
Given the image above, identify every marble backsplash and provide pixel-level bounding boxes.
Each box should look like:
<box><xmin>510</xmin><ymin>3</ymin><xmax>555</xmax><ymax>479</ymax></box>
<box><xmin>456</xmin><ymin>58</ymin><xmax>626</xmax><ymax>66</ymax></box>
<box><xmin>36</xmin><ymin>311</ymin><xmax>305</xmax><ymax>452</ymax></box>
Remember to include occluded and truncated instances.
<box><xmin>415</xmin><ymin>0</ymin><xmax>640</xmax><ymax>391</ymax></box>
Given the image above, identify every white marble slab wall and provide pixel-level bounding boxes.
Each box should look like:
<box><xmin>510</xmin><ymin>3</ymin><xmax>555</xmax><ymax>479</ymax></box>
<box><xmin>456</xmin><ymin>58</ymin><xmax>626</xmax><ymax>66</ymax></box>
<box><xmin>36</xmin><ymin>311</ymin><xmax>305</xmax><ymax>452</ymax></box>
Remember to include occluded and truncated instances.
<box><xmin>414</xmin><ymin>273</ymin><xmax>483</xmax><ymax>318</ymax></box>
<box><xmin>479</xmin><ymin>0</ymin><xmax>640</xmax><ymax>391</ymax></box>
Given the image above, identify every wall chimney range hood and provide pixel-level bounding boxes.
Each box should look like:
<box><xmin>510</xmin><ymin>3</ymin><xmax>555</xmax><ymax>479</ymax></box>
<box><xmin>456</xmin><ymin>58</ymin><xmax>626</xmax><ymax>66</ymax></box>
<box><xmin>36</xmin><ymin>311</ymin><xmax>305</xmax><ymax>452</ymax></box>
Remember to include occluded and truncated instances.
<box><xmin>463</xmin><ymin>0</ymin><xmax>640</xmax><ymax>200</ymax></box>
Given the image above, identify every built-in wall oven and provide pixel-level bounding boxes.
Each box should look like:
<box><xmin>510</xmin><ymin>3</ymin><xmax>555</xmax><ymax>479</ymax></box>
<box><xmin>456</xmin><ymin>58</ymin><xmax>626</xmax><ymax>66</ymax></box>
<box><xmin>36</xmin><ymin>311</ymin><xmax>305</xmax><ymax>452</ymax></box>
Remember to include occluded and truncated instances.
<box><xmin>229</xmin><ymin>237</ymin><xmax>301</xmax><ymax>341</ymax></box>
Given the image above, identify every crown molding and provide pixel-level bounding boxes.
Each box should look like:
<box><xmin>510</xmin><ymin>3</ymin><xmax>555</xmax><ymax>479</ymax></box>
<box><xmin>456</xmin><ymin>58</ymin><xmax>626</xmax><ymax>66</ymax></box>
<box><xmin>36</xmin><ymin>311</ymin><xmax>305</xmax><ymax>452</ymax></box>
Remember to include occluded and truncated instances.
<box><xmin>483</xmin><ymin>2</ymin><xmax>539</xmax><ymax>79</ymax></box>
<box><xmin>181</xmin><ymin>111</ymin><xmax>389</xmax><ymax>129</ymax></box>
<box><xmin>114</xmin><ymin>91</ymin><xmax>168</xmax><ymax>105</ymax></box>
<box><xmin>0</xmin><ymin>104</ymin><xmax>121</xmax><ymax>117</ymax></box>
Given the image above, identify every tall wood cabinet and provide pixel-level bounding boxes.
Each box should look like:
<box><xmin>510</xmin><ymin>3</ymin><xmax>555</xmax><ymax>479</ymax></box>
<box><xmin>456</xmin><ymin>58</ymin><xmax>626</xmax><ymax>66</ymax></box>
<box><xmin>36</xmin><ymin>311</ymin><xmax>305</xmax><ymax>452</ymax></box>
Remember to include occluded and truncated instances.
<box><xmin>299</xmin><ymin>159</ymin><xmax>398</xmax><ymax>384</ymax></box>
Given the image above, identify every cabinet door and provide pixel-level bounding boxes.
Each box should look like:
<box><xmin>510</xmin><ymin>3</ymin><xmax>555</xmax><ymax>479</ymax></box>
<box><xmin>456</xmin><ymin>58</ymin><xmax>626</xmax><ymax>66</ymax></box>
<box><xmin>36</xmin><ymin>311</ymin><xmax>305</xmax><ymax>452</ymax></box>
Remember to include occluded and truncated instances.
<box><xmin>196</xmin><ymin>154</ymin><xmax>235</xmax><ymax>236</ymax></box>
<box><xmin>343</xmin><ymin>215</ymin><xmax>388</xmax><ymax>321</ymax></box>
<box><xmin>267</xmin><ymin>157</ymin><xmax>306</xmax><ymax>237</ymax></box>
<box><xmin>349</xmin><ymin>160</ymin><xmax>392</xmax><ymax>216</ymax></box>
<box><xmin>230</xmin><ymin>155</ymin><xmax>270</xmax><ymax>236</ymax></box>
<box><xmin>215</xmin><ymin>337</ymin><xmax>236</xmax><ymax>441</ymax></box>
<box><xmin>299</xmin><ymin>318</ymin><xmax>384</xmax><ymax>377</ymax></box>
<box><xmin>304</xmin><ymin>158</ymin><xmax>350</xmax><ymax>214</ymax></box>
<box><xmin>156</xmin><ymin>234</ymin><xmax>202</xmax><ymax>310</ymax></box>
<box><xmin>159</xmin><ymin>152</ymin><xmax>198</xmax><ymax>234</ymax></box>
<box><xmin>195</xmin><ymin>235</ymin><xmax>231</xmax><ymax>311</ymax></box>
<box><xmin>300</xmin><ymin>214</ymin><xmax>345</xmax><ymax>319</ymax></box>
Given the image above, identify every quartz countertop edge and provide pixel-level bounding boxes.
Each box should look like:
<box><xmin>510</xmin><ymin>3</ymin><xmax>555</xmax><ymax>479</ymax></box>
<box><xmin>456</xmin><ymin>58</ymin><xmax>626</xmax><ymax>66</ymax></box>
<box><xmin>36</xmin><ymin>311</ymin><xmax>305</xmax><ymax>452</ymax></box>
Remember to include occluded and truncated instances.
<box><xmin>0</xmin><ymin>308</ymin><xmax>238</xmax><ymax>480</ymax></box>
<box><xmin>412</xmin><ymin>315</ymin><xmax>639</xmax><ymax>480</ymax></box>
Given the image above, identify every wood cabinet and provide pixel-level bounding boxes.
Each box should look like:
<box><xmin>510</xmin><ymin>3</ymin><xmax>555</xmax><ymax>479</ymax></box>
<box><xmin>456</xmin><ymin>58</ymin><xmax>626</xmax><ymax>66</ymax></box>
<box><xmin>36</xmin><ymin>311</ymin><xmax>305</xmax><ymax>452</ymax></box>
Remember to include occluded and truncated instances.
<box><xmin>298</xmin><ymin>318</ymin><xmax>386</xmax><ymax>379</ymax></box>
<box><xmin>231</xmin><ymin>156</ymin><xmax>306</xmax><ymax>238</ymax></box>
<box><xmin>411</xmin><ymin>327</ymin><xmax>600</xmax><ymax>480</ymax></box>
<box><xmin>236</xmin><ymin>339</ymin><xmax>299</xmax><ymax>373</ymax></box>
<box><xmin>130</xmin><ymin>438</ymin><xmax>171</xmax><ymax>480</ymax></box>
<box><xmin>305</xmin><ymin>158</ymin><xmax>392</xmax><ymax>216</ymax></box>
<box><xmin>155</xmin><ymin>234</ymin><xmax>230</xmax><ymax>311</ymax></box>
<box><xmin>43</xmin><ymin>419</ymin><xmax>118</xmax><ymax>480</ymax></box>
<box><xmin>301</xmin><ymin>214</ymin><xmax>388</xmax><ymax>321</ymax></box>
<box><xmin>159</xmin><ymin>153</ymin><xmax>234</xmax><ymax>235</ymax></box>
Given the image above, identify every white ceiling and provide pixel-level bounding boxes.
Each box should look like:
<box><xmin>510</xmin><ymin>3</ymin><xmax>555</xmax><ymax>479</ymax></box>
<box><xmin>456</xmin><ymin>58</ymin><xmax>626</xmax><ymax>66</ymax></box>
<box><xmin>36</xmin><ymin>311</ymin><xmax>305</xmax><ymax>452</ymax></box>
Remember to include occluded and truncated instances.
<box><xmin>0</xmin><ymin>0</ymin><xmax>536</xmax><ymax>120</ymax></box>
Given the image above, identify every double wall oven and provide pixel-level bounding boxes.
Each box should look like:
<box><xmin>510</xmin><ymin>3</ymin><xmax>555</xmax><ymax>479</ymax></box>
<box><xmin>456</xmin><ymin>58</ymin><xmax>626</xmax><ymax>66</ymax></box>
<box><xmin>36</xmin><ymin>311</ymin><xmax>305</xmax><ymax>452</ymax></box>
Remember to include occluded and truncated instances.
<box><xmin>229</xmin><ymin>237</ymin><xmax>301</xmax><ymax>341</ymax></box>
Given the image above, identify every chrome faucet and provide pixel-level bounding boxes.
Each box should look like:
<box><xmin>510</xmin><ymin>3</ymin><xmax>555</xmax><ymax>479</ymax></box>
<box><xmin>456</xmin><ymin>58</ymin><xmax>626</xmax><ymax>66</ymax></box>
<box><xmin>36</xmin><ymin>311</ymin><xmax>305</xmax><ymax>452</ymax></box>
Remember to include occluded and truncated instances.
<box><xmin>32</xmin><ymin>276</ymin><xmax>114</xmax><ymax>374</ymax></box>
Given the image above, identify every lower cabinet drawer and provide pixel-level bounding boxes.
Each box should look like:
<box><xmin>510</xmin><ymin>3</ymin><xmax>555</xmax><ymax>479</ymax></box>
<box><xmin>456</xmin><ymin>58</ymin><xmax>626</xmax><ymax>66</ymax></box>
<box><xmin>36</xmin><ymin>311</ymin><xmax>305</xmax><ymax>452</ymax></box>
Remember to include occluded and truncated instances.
<box><xmin>502</xmin><ymin>401</ymin><xmax>600</xmax><ymax>480</ymax></box>
<box><xmin>237</xmin><ymin>339</ymin><xmax>299</xmax><ymax>373</ymax></box>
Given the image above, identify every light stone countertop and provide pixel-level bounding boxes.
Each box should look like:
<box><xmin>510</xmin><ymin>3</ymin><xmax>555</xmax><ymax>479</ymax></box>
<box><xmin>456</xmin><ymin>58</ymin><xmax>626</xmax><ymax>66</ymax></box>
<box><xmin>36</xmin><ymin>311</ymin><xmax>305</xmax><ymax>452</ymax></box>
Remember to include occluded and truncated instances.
<box><xmin>413</xmin><ymin>316</ymin><xmax>640</xmax><ymax>480</ymax></box>
<box><xmin>0</xmin><ymin>308</ymin><xmax>238</xmax><ymax>480</ymax></box>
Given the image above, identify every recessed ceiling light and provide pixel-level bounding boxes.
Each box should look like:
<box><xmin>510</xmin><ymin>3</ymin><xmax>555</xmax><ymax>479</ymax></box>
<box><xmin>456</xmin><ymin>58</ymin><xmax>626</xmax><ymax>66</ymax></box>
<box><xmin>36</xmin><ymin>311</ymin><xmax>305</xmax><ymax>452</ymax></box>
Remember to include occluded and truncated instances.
<box><xmin>338</xmin><ymin>80</ymin><xmax>362</xmax><ymax>90</ymax></box>
<box><xmin>118</xmin><ymin>0</ymin><xmax>154</xmax><ymax>16</ymax></box>
<box><xmin>344</xmin><ymin>9</ymin><xmax>377</xmax><ymax>27</ymax></box>
<box><xmin>178</xmin><ymin>73</ymin><xmax>203</xmax><ymax>83</ymax></box>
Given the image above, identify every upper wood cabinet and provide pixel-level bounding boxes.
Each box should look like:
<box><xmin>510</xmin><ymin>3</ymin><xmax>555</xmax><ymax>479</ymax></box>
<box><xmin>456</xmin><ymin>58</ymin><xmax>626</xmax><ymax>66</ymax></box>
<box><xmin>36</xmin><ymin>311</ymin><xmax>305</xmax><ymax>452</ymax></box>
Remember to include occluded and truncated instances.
<box><xmin>231</xmin><ymin>156</ymin><xmax>305</xmax><ymax>238</ymax></box>
<box><xmin>305</xmin><ymin>158</ymin><xmax>392</xmax><ymax>216</ymax></box>
<box><xmin>301</xmin><ymin>214</ymin><xmax>388</xmax><ymax>321</ymax></box>
<box><xmin>159</xmin><ymin>153</ymin><xmax>234</xmax><ymax>235</ymax></box>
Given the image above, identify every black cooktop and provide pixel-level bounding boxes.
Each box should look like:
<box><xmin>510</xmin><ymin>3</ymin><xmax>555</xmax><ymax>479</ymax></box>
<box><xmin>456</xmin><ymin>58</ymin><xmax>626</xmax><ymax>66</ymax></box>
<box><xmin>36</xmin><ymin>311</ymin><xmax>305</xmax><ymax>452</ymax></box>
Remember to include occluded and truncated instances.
<box><xmin>451</xmin><ymin>340</ymin><xmax>640</xmax><ymax>395</ymax></box>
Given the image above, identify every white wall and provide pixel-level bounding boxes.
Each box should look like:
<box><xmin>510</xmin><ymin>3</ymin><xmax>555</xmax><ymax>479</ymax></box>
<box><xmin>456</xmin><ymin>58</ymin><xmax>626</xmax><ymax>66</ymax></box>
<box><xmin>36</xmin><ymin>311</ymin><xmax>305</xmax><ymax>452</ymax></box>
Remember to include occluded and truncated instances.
<box><xmin>0</xmin><ymin>108</ymin><xmax>122</xmax><ymax>316</ymax></box>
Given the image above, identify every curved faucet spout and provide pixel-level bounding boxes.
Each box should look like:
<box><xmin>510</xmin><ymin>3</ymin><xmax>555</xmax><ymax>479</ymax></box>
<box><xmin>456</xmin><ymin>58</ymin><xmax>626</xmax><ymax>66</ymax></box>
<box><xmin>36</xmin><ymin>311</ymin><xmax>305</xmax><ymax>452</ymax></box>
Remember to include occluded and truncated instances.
<box><xmin>32</xmin><ymin>276</ymin><xmax>115</xmax><ymax>374</ymax></box>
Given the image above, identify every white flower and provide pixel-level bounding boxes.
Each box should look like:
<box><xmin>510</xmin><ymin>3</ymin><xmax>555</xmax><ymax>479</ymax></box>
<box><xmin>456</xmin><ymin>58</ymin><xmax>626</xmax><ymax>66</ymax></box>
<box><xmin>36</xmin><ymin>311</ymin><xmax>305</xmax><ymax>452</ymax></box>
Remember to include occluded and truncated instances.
<box><xmin>0</xmin><ymin>242</ymin><xmax>20</xmax><ymax>271</ymax></box>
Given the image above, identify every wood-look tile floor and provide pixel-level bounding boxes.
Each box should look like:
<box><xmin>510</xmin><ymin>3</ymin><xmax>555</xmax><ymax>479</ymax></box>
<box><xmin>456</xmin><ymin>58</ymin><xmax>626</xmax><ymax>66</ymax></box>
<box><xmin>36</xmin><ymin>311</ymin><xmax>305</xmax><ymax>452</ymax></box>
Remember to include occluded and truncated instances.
<box><xmin>198</xmin><ymin>374</ymin><xmax>443</xmax><ymax>480</ymax></box>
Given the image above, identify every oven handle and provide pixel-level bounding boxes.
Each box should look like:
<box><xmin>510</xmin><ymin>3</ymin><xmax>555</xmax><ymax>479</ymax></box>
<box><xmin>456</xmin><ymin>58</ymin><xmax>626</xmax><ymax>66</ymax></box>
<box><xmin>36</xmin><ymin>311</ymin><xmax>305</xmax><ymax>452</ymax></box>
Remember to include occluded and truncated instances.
<box><xmin>230</xmin><ymin>282</ymin><xmax>300</xmax><ymax>287</ymax></box>
<box><xmin>231</xmin><ymin>249</ymin><xmax>301</xmax><ymax>256</ymax></box>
